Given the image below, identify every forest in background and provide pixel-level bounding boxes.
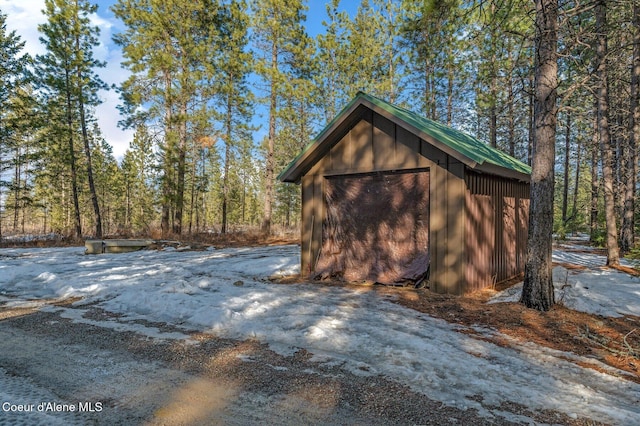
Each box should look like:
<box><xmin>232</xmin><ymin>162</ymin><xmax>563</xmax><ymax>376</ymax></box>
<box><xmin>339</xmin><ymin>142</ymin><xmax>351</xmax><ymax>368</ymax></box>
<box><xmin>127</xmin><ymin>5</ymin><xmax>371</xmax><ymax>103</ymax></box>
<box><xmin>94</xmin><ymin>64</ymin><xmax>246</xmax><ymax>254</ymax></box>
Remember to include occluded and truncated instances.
<box><xmin>0</xmin><ymin>0</ymin><xmax>638</xmax><ymax>256</ymax></box>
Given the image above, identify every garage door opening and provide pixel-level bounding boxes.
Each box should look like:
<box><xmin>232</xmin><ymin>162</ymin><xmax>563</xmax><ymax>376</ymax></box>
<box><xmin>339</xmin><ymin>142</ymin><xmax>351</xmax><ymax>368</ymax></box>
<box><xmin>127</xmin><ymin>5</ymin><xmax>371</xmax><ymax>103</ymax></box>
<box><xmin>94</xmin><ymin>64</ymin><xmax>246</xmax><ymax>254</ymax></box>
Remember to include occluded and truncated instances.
<box><xmin>315</xmin><ymin>170</ymin><xmax>430</xmax><ymax>285</ymax></box>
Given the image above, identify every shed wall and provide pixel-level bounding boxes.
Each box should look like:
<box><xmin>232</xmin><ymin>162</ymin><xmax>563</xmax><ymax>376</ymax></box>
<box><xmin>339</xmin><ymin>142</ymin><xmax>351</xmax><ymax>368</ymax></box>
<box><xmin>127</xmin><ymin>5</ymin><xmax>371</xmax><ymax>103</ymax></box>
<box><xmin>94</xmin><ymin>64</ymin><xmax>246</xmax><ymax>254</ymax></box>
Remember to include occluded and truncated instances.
<box><xmin>464</xmin><ymin>172</ymin><xmax>530</xmax><ymax>291</ymax></box>
<box><xmin>301</xmin><ymin>111</ymin><xmax>468</xmax><ymax>294</ymax></box>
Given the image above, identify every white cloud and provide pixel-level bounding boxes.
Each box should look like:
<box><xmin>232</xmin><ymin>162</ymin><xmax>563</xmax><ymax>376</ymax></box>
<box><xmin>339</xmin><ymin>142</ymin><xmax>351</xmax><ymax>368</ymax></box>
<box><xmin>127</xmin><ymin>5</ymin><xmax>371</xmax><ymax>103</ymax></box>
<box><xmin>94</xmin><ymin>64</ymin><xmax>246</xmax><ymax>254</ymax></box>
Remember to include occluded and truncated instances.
<box><xmin>0</xmin><ymin>0</ymin><xmax>47</xmax><ymax>55</ymax></box>
<box><xmin>1</xmin><ymin>0</ymin><xmax>132</xmax><ymax>160</ymax></box>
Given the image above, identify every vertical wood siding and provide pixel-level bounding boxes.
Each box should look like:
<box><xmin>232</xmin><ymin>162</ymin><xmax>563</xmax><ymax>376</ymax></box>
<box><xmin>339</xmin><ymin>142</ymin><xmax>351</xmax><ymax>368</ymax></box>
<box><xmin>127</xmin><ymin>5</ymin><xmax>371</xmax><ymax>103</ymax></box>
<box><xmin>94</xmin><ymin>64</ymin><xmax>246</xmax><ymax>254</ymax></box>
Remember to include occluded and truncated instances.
<box><xmin>465</xmin><ymin>172</ymin><xmax>530</xmax><ymax>291</ymax></box>
<box><xmin>300</xmin><ymin>109</ymin><xmax>528</xmax><ymax>295</ymax></box>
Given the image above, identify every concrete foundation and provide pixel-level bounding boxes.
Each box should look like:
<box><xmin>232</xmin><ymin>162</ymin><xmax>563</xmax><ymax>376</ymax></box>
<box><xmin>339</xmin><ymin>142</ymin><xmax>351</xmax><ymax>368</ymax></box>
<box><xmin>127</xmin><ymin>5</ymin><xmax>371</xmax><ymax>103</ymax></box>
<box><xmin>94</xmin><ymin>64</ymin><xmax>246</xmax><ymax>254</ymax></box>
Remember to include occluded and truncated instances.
<box><xmin>85</xmin><ymin>239</ymin><xmax>154</xmax><ymax>254</ymax></box>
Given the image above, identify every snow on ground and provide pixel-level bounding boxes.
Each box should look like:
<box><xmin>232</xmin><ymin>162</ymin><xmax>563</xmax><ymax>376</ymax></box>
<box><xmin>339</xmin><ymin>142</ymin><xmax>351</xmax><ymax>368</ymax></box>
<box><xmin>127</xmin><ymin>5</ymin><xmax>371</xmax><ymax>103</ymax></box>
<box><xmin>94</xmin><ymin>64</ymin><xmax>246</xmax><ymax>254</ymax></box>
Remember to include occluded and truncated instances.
<box><xmin>1</xmin><ymin>243</ymin><xmax>640</xmax><ymax>424</ymax></box>
<box><xmin>491</xmin><ymin>243</ymin><xmax>640</xmax><ymax>318</ymax></box>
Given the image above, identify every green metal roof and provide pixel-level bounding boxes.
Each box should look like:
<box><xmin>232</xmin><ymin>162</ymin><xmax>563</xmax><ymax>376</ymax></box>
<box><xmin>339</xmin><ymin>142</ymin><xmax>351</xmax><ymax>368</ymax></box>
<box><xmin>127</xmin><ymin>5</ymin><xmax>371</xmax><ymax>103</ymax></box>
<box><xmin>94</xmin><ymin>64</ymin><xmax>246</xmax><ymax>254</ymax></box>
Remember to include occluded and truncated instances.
<box><xmin>361</xmin><ymin>92</ymin><xmax>532</xmax><ymax>175</ymax></box>
<box><xmin>279</xmin><ymin>91</ymin><xmax>531</xmax><ymax>182</ymax></box>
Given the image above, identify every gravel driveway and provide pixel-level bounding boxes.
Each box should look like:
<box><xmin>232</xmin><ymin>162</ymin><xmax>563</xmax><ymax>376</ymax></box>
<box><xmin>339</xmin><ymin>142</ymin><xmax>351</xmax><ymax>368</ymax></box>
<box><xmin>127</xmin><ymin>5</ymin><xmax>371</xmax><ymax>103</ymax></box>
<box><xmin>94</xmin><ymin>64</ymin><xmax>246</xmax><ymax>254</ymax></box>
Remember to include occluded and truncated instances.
<box><xmin>0</xmin><ymin>301</ymin><xmax>599</xmax><ymax>426</ymax></box>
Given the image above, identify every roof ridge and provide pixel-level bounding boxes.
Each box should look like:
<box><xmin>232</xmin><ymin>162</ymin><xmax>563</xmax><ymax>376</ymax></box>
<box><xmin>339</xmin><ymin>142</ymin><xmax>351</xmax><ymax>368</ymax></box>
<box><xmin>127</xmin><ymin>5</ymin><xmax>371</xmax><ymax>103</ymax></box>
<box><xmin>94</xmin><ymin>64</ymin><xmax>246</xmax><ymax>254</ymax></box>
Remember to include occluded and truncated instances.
<box><xmin>279</xmin><ymin>92</ymin><xmax>531</xmax><ymax>183</ymax></box>
<box><xmin>357</xmin><ymin>92</ymin><xmax>531</xmax><ymax>175</ymax></box>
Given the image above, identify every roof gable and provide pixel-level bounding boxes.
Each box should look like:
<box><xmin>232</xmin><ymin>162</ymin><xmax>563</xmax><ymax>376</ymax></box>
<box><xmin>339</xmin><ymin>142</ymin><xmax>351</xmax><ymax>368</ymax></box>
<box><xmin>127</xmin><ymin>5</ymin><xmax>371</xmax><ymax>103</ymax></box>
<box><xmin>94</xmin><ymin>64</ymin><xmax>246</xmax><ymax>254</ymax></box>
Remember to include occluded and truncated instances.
<box><xmin>279</xmin><ymin>92</ymin><xmax>531</xmax><ymax>183</ymax></box>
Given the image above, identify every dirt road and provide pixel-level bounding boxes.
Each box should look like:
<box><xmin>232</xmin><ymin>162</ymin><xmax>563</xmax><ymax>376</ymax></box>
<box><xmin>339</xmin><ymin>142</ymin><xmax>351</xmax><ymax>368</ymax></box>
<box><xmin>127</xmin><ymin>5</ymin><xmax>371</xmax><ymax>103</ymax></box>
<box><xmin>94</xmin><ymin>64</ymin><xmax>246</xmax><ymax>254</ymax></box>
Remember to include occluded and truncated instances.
<box><xmin>0</xmin><ymin>303</ymin><xmax>598</xmax><ymax>425</ymax></box>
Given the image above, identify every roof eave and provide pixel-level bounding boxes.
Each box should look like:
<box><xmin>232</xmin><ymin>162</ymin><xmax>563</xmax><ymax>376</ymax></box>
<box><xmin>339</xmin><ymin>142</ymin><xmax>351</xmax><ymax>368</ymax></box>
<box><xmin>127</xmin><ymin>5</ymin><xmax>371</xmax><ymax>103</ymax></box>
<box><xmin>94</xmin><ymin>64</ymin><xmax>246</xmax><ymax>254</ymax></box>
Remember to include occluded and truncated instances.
<box><xmin>278</xmin><ymin>101</ymin><xmax>368</xmax><ymax>183</ymax></box>
<box><xmin>279</xmin><ymin>92</ymin><xmax>531</xmax><ymax>183</ymax></box>
<box><xmin>474</xmin><ymin>162</ymin><xmax>531</xmax><ymax>182</ymax></box>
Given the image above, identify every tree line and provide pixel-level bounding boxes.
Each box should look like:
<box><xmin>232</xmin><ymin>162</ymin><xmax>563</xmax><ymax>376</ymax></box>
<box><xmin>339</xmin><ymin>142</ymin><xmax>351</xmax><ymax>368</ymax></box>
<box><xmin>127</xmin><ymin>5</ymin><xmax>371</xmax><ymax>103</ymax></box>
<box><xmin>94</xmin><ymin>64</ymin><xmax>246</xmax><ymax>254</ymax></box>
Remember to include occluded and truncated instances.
<box><xmin>0</xmin><ymin>1</ymin><xmax>637</xmax><ymax>269</ymax></box>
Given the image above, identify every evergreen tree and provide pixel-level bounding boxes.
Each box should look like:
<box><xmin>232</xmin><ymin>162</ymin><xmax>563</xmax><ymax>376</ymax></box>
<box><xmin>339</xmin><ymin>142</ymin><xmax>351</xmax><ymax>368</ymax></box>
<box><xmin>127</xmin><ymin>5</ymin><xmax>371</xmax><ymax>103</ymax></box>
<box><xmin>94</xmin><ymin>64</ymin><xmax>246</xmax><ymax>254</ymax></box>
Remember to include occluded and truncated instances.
<box><xmin>0</xmin><ymin>10</ymin><xmax>32</xmax><ymax>238</ymax></box>
<box><xmin>34</xmin><ymin>98</ymin><xmax>75</xmax><ymax>235</ymax></box>
<box><xmin>401</xmin><ymin>0</ymin><xmax>467</xmax><ymax>121</ymax></box>
<box><xmin>113</xmin><ymin>0</ymin><xmax>224</xmax><ymax>236</ymax></box>
<box><xmin>270</xmin><ymin>4</ymin><xmax>317</xmax><ymax>229</ymax></box>
<box><xmin>315</xmin><ymin>0</ymin><xmax>348</xmax><ymax>122</ymax></box>
<box><xmin>252</xmin><ymin>0</ymin><xmax>309</xmax><ymax>235</ymax></box>
<box><xmin>120</xmin><ymin>125</ymin><xmax>158</xmax><ymax>233</ymax></box>
<box><xmin>594</xmin><ymin>0</ymin><xmax>620</xmax><ymax>266</ymax></box>
<box><xmin>521</xmin><ymin>0</ymin><xmax>558</xmax><ymax>311</ymax></box>
<box><xmin>214</xmin><ymin>0</ymin><xmax>254</xmax><ymax>234</ymax></box>
<box><xmin>37</xmin><ymin>0</ymin><xmax>107</xmax><ymax>238</ymax></box>
<box><xmin>470</xmin><ymin>0</ymin><xmax>532</xmax><ymax>153</ymax></box>
<box><xmin>336</xmin><ymin>0</ymin><xmax>397</xmax><ymax>101</ymax></box>
<box><xmin>621</xmin><ymin>1</ymin><xmax>640</xmax><ymax>253</ymax></box>
<box><xmin>5</xmin><ymin>86</ymin><xmax>40</xmax><ymax>234</ymax></box>
<box><xmin>88</xmin><ymin>126</ymin><xmax>121</xmax><ymax>235</ymax></box>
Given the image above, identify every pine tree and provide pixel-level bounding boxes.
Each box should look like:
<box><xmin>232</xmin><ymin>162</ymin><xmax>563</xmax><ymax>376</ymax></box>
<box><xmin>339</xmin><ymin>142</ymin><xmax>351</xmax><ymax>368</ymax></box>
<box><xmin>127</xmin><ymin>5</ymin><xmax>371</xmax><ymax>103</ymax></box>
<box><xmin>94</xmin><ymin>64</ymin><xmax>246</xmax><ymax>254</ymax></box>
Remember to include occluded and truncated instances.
<box><xmin>620</xmin><ymin>1</ymin><xmax>639</xmax><ymax>253</ymax></box>
<box><xmin>73</xmin><ymin>0</ymin><xmax>108</xmax><ymax>238</ymax></box>
<box><xmin>120</xmin><ymin>125</ymin><xmax>158</xmax><ymax>233</ymax></box>
<box><xmin>214</xmin><ymin>0</ymin><xmax>254</xmax><ymax>234</ymax></box>
<box><xmin>401</xmin><ymin>0</ymin><xmax>466</xmax><ymax>121</ymax></box>
<box><xmin>315</xmin><ymin>0</ymin><xmax>348</xmax><ymax>122</ymax></box>
<box><xmin>521</xmin><ymin>0</ymin><xmax>558</xmax><ymax>311</ymax></box>
<box><xmin>252</xmin><ymin>0</ymin><xmax>309</xmax><ymax>235</ymax></box>
<box><xmin>594</xmin><ymin>0</ymin><xmax>620</xmax><ymax>266</ymax></box>
<box><xmin>6</xmin><ymin>86</ymin><xmax>40</xmax><ymax>234</ymax></box>
<box><xmin>371</xmin><ymin>0</ymin><xmax>403</xmax><ymax>103</ymax></box>
<box><xmin>470</xmin><ymin>0</ymin><xmax>533</xmax><ymax>154</ymax></box>
<box><xmin>34</xmin><ymin>99</ymin><xmax>75</xmax><ymax>235</ymax></box>
<box><xmin>113</xmin><ymin>0</ymin><xmax>227</xmax><ymax>236</ymax></box>
<box><xmin>338</xmin><ymin>0</ymin><xmax>395</xmax><ymax>100</ymax></box>
<box><xmin>274</xmin><ymin>21</ymin><xmax>316</xmax><ymax>228</ymax></box>
<box><xmin>0</xmin><ymin>10</ymin><xmax>32</xmax><ymax>238</ymax></box>
<box><xmin>37</xmin><ymin>0</ymin><xmax>107</xmax><ymax>238</ymax></box>
<box><xmin>88</xmin><ymin>126</ymin><xmax>121</xmax><ymax>235</ymax></box>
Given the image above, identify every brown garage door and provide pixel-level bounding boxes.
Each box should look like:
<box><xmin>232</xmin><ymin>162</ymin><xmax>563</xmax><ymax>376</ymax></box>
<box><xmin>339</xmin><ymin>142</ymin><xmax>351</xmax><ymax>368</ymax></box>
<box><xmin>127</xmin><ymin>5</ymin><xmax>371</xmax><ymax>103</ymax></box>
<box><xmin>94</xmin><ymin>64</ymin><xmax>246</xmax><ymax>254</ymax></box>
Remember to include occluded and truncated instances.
<box><xmin>315</xmin><ymin>170</ymin><xmax>430</xmax><ymax>284</ymax></box>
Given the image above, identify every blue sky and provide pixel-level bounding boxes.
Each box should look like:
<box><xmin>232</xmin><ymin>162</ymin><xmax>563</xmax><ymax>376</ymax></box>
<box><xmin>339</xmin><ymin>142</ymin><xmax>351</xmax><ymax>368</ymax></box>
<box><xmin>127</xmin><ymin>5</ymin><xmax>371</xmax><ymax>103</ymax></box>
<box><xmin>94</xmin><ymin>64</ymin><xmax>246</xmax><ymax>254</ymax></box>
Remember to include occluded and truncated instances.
<box><xmin>0</xmin><ymin>0</ymin><xmax>356</xmax><ymax>159</ymax></box>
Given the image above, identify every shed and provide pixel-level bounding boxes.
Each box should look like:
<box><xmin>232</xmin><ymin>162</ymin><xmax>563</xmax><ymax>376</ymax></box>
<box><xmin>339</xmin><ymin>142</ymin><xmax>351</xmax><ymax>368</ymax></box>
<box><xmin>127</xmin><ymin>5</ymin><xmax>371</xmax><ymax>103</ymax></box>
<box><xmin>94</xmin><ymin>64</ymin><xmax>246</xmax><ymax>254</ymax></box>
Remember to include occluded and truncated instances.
<box><xmin>279</xmin><ymin>92</ymin><xmax>531</xmax><ymax>295</ymax></box>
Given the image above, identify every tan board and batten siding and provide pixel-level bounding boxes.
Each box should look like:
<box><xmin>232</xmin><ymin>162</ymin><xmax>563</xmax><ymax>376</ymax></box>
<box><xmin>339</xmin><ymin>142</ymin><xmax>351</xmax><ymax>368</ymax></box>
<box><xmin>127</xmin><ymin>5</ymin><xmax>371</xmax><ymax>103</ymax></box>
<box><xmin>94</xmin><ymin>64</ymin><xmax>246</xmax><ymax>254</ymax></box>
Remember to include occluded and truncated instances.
<box><xmin>301</xmin><ymin>109</ymin><xmax>469</xmax><ymax>294</ymax></box>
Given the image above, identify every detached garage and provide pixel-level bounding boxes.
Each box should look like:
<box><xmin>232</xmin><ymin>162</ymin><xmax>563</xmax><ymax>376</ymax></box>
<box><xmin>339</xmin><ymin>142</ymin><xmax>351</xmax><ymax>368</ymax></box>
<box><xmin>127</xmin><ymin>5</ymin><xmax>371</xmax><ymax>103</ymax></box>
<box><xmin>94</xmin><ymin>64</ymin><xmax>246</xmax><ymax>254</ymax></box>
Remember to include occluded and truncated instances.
<box><xmin>279</xmin><ymin>92</ymin><xmax>531</xmax><ymax>295</ymax></box>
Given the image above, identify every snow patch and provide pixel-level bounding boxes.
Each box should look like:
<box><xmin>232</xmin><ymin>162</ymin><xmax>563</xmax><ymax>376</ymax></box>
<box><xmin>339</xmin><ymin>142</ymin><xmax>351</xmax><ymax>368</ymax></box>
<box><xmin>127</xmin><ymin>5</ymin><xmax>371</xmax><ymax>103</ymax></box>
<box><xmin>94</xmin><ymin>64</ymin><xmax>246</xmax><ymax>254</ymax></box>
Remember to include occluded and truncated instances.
<box><xmin>1</xmin><ymin>244</ymin><xmax>639</xmax><ymax>424</ymax></box>
<box><xmin>491</xmin><ymin>248</ymin><xmax>640</xmax><ymax>318</ymax></box>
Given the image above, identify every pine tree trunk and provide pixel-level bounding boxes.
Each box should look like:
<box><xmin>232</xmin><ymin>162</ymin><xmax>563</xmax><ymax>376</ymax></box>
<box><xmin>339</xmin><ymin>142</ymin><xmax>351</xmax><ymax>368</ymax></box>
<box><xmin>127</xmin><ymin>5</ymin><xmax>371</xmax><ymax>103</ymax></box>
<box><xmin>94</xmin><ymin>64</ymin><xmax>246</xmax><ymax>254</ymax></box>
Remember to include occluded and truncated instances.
<box><xmin>73</xmin><ymin>25</ymin><xmax>102</xmax><ymax>239</ymax></box>
<box><xmin>172</xmin><ymin>87</ymin><xmax>188</xmax><ymax>235</ymax></box>
<box><xmin>562</xmin><ymin>109</ymin><xmax>571</xmax><ymax>226</ymax></box>
<box><xmin>506</xmin><ymin>44</ymin><xmax>515</xmax><ymax>157</ymax></box>
<box><xmin>489</xmin><ymin>99</ymin><xmax>497</xmax><ymax>148</ymax></box>
<box><xmin>507</xmin><ymin>51</ymin><xmax>515</xmax><ymax>157</ymax></box>
<box><xmin>489</xmin><ymin>26</ymin><xmax>498</xmax><ymax>149</ymax></box>
<box><xmin>261</xmin><ymin>41</ymin><xmax>277</xmax><ymax>236</ymax></box>
<box><xmin>78</xmin><ymin>101</ymin><xmax>102</xmax><ymax>238</ymax></box>
<box><xmin>188</xmin><ymin>147</ymin><xmax>197</xmax><ymax>235</ymax></box>
<box><xmin>222</xmin><ymin>94</ymin><xmax>232</xmax><ymax>234</ymax></box>
<box><xmin>20</xmin><ymin>140</ymin><xmax>30</xmax><ymax>234</ymax></box>
<box><xmin>615</xmin><ymin>111</ymin><xmax>624</xmax><ymax>216</ymax></box>
<box><xmin>521</xmin><ymin>0</ymin><xmax>558</xmax><ymax>311</ymax></box>
<box><xmin>590</xmin><ymin>101</ymin><xmax>600</xmax><ymax>242</ymax></box>
<box><xmin>161</xmin><ymin>172</ymin><xmax>172</xmax><ymax>237</ymax></box>
<box><xmin>65</xmin><ymin>68</ymin><xmax>82</xmax><ymax>239</ymax></box>
<box><xmin>242</xmin><ymin>168</ymin><xmax>247</xmax><ymax>224</ymax></box>
<box><xmin>13</xmin><ymin>145</ymin><xmax>21</xmax><ymax>231</ymax></box>
<box><xmin>161</xmin><ymin>71</ymin><xmax>173</xmax><ymax>237</ymax></box>
<box><xmin>77</xmin><ymin>108</ymin><xmax>101</xmax><ymax>238</ymax></box>
<box><xmin>595</xmin><ymin>0</ymin><xmax>620</xmax><ymax>266</ymax></box>
<box><xmin>571</xmin><ymin>138</ymin><xmax>581</xmax><ymax>230</ymax></box>
<box><xmin>446</xmin><ymin>60</ymin><xmax>454</xmax><ymax>127</ymax></box>
<box><xmin>621</xmin><ymin>2</ymin><xmax>640</xmax><ymax>253</ymax></box>
<box><xmin>527</xmin><ymin>73</ymin><xmax>534</xmax><ymax>165</ymax></box>
<box><xmin>173</xmin><ymin>104</ymin><xmax>187</xmax><ymax>235</ymax></box>
<box><xmin>125</xmin><ymin>180</ymin><xmax>131</xmax><ymax>230</ymax></box>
